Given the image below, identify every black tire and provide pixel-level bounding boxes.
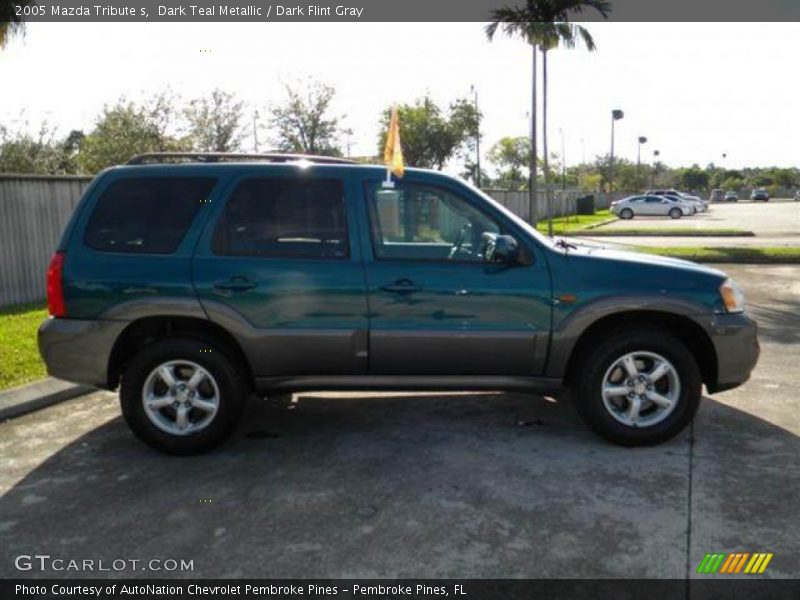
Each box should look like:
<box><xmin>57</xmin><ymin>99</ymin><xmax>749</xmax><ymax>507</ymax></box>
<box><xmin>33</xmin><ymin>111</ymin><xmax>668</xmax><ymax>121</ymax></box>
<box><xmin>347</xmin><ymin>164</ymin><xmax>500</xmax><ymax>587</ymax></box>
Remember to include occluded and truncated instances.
<box><xmin>571</xmin><ymin>329</ymin><xmax>702</xmax><ymax>446</ymax></box>
<box><xmin>120</xmin><ymin>337</ymin><xmax>246</xmax><ymax>455</ymax></box>
<box><xmin>619</xmin><ymin>208</ymin><xmax>634</xmax><ymax>220</ymax></box>
<box><xmin>669</xmin><ymin>208</ymin><xmax>682</xmax><ymax>219</ymax></box>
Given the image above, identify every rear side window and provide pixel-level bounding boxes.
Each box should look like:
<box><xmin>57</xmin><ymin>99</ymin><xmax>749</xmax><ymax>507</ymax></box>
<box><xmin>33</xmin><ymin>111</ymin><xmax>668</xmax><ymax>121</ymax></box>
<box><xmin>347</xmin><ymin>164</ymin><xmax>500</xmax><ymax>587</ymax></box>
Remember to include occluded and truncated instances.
<box><xmin>85</xmin><ymin>177</ymin><xmax>215</xmax><ymax>254</ymax></box>
<box><xmin>212</xmin><ymin>178</ymin><xmax>348</xmax><ymax>259</ymax></box>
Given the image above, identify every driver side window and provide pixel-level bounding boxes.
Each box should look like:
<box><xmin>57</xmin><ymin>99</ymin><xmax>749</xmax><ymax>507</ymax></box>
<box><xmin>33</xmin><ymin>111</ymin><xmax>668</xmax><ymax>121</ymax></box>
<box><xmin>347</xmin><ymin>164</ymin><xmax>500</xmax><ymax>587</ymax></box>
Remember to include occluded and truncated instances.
<box><xmin>366</xmin><ymin>182</ymin><xmax>501</xmax><ymax>262</ymax></box>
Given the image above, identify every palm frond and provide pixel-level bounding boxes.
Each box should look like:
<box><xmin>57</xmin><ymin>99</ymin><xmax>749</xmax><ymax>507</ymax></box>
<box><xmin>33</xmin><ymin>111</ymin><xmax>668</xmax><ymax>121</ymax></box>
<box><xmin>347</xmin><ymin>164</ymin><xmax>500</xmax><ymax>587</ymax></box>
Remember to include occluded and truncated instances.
<box><xmin>486</xmin><ymin>0</ymin><xmax>609</xmax><ymax>49</ymax></box>
<box><xmin>575</xmin><ymin>24</ymin><xmax>597</xmax><ymax>50</ymax></box>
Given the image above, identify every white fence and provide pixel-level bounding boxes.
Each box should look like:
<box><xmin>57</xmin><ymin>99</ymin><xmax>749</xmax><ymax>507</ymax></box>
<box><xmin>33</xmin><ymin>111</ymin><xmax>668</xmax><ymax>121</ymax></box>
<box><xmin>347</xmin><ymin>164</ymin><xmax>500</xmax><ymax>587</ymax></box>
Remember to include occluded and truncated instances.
<box><xmin>0</xmin><ymin>176</ymin><xmax>605</xmax><ymax>308</ymax></box>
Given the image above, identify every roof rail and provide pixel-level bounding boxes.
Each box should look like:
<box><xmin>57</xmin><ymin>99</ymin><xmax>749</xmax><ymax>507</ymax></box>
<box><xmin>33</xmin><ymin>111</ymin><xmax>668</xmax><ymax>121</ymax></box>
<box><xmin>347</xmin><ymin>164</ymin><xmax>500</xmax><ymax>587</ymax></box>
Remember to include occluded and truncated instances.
<box><xmin>126</xmin><ymin>152</ymin><xmax>357</xmax><ymax>166</ymax></box>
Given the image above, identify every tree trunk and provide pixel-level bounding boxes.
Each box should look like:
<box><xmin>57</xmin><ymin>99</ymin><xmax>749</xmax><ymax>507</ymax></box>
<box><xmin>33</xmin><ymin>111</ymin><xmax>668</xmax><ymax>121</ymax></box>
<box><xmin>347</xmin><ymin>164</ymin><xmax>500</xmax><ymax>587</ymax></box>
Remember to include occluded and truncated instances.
<box><xmin>529</xmin><ymin>44</ymin><xmax>538</xmax><ymax>226</ymax></box>
<box><xmin>542</xmin><ymin>48</ymin><xmax>552</xmax><ymax>237</ymax></box>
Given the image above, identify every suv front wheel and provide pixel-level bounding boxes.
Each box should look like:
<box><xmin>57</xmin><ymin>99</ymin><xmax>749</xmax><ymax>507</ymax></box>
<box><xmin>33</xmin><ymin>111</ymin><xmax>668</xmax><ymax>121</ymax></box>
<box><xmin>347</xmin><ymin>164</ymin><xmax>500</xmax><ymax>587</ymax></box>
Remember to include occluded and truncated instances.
<box><xmin>120</xmin><ymin>337</ymin><xmax>246</xmax><ymax>455</ymax></box>
<box><xmin>571</xmin><ymin>329</ymin><xmax>702</xmax><ymax>446</ymax></box>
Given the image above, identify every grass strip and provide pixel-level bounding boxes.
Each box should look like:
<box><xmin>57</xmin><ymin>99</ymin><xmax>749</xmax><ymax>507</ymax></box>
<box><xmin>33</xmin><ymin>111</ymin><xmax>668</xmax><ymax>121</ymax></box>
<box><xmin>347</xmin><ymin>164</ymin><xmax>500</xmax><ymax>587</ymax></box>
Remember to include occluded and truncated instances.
<box><xmin>0</xmin><ymin>302</ymin><xmax>47</xmax><ymax>390</ymax></box>
<box><xmin>573</xmin><ymin>228</ymin><xmax>754</xmax><ymax>237</ymax></box>
<box><xmin>632</xmin><ymin>246</ymin><xmax>800</xmax><ymax>263</ymax></box>
<box><xmin>535</xmin><ymin>210</ymin><xmax>616</xmax><ymax>235</ymax></box>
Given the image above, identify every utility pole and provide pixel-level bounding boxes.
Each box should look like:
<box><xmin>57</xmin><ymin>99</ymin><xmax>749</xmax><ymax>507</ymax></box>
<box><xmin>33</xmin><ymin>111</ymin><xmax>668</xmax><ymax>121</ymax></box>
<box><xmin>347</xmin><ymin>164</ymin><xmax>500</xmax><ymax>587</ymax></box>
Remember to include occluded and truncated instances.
<box><xmin>530</xmin><ymin>46</ymin><xmax>538</xmax><ymax>225</ymax></box>
<box><xmin>253</xmin><ymin>110</ymin><xmax>260</xmax><ymax>153</ymax></box>
<box><xmin>471</xmin><ymin>85</ymin><xmax>481</xmax><ymax>188</ymax></box>
<box><xmin>559</xmin><ymin>128</ymin><xmax>566</xmax><ymax>191</ymax></box>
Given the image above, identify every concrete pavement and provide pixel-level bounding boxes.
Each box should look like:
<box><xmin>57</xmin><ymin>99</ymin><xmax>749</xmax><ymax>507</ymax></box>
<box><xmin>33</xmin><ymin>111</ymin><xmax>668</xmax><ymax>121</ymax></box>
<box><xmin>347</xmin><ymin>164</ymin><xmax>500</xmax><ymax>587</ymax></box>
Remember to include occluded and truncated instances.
<box><xmin>0</xmin><ymin>265</ymin><xmax>797</xmax><ymax>580</ymax></box>
<box><xmin>592</xmin><ymin>200</ymin><xmax>800</xmax><ymax>247</ymax></box>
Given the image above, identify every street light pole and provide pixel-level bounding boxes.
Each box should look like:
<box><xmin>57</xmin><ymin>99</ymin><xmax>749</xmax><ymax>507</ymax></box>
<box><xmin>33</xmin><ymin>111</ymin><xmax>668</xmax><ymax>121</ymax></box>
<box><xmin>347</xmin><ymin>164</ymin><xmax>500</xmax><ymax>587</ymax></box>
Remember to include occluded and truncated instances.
<box><xmin>471</xmin><ymin>84</ymin><xmax>481</xmax><ymax>188</ymax></box>
<box><xmin>652</xmin><ymin>149</ymin><xmax>660</xmax><ymax>189</ymax></box>
<box><xmin>721</xmin><ymin>152</ymin><xmax>727</xmax><ymax>187</ymax></box>
<box><xmin>637</xmin><ymin>136</ymin><xmax>648</xmax><ymax>190</ymax></box>
<box><xmin>609</xmin><ymin>109</ymin><xmax>624</xmax><ymax>197</ymax></box>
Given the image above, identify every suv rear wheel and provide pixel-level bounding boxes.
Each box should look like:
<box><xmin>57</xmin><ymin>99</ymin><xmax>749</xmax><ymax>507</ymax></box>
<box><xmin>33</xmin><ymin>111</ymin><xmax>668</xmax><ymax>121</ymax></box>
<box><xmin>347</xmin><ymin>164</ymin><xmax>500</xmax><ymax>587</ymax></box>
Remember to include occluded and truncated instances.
<box><xmin>571</xmin><ymin>329</ymin><xmax>702</xmax><ymax>446</ymax></box>
<box><xmin>120</xmin><ymin>337</ymin><xmax>246</xmax><ymax>455</ymax></box>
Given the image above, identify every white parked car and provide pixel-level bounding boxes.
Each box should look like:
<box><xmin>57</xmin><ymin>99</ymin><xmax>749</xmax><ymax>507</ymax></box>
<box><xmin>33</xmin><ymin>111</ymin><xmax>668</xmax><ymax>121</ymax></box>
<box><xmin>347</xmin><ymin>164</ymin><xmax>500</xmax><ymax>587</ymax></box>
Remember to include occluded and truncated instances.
<box><xmin>611</xmin><ymin>195</ymin><xmax>695</xmax><ymax>219</ymax></box>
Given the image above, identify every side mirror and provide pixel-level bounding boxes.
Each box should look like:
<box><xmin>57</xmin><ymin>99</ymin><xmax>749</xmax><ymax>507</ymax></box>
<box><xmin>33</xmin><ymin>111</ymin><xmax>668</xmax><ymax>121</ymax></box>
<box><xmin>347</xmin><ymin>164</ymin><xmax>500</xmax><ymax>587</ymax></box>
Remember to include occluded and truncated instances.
<box><xmin>483</xmin><ymin>233</ymin><xmax>519</xmax><ymax>264</ymax></box>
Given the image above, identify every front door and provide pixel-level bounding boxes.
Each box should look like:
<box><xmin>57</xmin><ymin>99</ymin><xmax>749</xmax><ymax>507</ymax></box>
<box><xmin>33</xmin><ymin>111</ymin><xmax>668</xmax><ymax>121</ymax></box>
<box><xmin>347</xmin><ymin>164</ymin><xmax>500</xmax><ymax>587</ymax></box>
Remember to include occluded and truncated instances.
<box><xmin>193</xmin><ymin>173</ymin><xmax>368</xmax><ymax>376</ymax></box>
<box><xmin>359</xmin><ymin>178</ymin><xmax>552</xmax><ymax>376</ymax></box>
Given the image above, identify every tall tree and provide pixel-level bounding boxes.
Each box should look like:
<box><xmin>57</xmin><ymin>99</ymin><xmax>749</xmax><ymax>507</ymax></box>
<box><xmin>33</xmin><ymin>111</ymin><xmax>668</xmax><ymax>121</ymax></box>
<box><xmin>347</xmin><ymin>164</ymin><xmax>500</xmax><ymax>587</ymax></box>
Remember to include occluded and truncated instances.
<box><xmin>184</xmin><ymin>88</ymin><xmax>247</xmax><ymax>152</ymax></box>
<box><xmin>0</xmin><ymin>123</ymin><xmax>81</xmax><ymax>175</ymax></box>
<box><xmin>269</xmin><ymin>79</ymin><xmax>347</xmax><ymax>156</ymax></box>
<box><xmin>486</xmin><ymin>0</ymin><xmax>610</xmax><ymax>231</ymax></box>
<box><xmin>488</xmin><ymin>136</ymin><xmax>531</xmax><ymax>190</ymax></box>
<box><xmin>376</xmin><ymin>95</ymin><xmax>479</xmax><ymax>170</ymax></box>
<box><xmin>78</xmin><ymin>94</ymin><xmax>188</xmax><ymax>173</ymax></box>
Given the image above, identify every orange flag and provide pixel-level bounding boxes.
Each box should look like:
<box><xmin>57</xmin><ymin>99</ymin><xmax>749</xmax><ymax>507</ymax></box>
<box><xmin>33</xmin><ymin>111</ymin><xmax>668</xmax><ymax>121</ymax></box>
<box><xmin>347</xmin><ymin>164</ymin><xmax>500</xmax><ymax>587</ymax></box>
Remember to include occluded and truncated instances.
<box><xmin>383</xmin><ymin>105</ymin><xmax>405</xmax><ymax>178</ymax></box>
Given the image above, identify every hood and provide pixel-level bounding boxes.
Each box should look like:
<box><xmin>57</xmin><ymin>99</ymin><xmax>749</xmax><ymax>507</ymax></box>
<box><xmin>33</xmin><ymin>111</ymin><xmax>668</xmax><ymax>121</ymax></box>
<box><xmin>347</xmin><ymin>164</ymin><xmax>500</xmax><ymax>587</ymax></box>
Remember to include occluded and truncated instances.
<box><xmin>555</xmin><ymin>237</ymin><xmax>727</xmax><ymax>279</ymax></box>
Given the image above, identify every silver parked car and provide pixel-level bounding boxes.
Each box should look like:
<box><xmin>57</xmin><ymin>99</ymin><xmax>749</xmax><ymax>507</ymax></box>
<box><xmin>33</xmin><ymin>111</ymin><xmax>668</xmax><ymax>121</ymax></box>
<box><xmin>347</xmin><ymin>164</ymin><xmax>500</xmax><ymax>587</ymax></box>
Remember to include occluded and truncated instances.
<box><xmin>678</xmin><ymin>194</ymin><xmax>708</xmax><ymax>212</ymax></box>
<box><xmin>646</xmin><ymin>189</ymin><xmax>706</xmax><ymax>212</ymax></box>
<box><xmin>611</xmin><ymin>195</ymin><xmax>694</xmax><ymax>219</ymax></box>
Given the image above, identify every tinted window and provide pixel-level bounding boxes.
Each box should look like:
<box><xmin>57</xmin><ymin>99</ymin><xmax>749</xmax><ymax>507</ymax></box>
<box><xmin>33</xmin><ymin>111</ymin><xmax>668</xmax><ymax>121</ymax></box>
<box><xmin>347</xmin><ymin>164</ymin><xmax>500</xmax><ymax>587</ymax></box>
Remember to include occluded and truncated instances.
<box><xmin>213</xmin><ymin>178</ymin><xmax>348</xmax><ymax>259</ymax></box>
<box><xmin>645</xmin><ymin>197</ymin><xmax>663</xmax><ymax>203</ymax></box>
<box><xmin>367</xmin><ymin>182</ymin><xmax>500</xmax><ymax>262</ymax></box>
<box><xmin>85</xmin><ymin>177</ymin><xmax>215</xmax><ymax>254</ymax></box>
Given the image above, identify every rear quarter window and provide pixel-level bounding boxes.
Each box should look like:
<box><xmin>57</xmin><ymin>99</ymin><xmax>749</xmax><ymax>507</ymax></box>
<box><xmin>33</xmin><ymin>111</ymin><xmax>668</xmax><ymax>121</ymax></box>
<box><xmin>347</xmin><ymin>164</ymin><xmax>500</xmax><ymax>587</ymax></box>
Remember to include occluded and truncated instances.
<box><xmin>84</xmin><ymin>177</ymin><xmax>216</xmax><ymax>254</ymax></box>
<box><xmin>212</xmin><ymin>177</ymin><xmax>348</xmax><ymax>260</ymax></box>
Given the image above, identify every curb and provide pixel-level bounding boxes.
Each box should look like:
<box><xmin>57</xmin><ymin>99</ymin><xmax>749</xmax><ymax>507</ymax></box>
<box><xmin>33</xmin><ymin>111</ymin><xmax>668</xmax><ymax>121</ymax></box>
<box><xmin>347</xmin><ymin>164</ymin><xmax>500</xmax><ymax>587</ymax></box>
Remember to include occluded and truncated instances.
<box><xmin>0</xmin><ymin>377</ymin><xmax>94</xmax><ymax>421</ymax></box>
<box><xmin>578</xmin><ymin>217</ymin><xmax>619</xmax><ymax>231</ymax></box>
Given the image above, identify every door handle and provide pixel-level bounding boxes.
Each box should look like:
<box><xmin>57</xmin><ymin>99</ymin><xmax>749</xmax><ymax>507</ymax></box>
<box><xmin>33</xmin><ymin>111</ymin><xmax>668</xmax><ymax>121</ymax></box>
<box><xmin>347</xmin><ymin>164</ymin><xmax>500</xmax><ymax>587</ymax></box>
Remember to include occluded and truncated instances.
<box><xmin>213</xmin><ymin>276</ymin><xmax>257</xmax><ymax>292</ymax></box>
<box><xmin>380</xmin><ymin>278</ymin><xmax>421</xmax><ymax>294</ymax></box>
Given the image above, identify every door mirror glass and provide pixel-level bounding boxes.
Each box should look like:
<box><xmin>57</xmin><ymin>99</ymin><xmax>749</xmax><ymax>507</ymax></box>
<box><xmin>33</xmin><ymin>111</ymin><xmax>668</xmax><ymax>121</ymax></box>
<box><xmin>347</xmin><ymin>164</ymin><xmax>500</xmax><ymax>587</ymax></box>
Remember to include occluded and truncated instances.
<box><xmin>483</xmin><ymin>233</ymin><xmax>519</xmax><ymax>264</ymax></box>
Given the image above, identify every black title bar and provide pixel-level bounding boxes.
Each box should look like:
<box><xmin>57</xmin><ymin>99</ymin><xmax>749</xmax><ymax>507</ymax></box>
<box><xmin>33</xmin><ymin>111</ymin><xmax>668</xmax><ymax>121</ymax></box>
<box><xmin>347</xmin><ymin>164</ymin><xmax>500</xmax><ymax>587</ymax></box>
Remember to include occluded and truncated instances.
<box><xmin>3</xmin><ymin>579</ymin><xmax>800</xmax><ymax>600</ymax></box>
<box><xmin>10</xmin><ymin>0</ymin><xmax>800</xmax><ymax>22</ymax></box>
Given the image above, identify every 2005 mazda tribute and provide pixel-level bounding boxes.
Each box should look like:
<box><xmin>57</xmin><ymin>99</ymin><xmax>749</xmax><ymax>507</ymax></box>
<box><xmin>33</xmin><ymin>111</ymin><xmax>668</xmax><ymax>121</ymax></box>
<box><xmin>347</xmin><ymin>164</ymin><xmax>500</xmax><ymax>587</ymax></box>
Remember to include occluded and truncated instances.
<box><xmin>39</xmin><ymin>153</ymin><xmax>759</xmax><ymax>454</ymax></box>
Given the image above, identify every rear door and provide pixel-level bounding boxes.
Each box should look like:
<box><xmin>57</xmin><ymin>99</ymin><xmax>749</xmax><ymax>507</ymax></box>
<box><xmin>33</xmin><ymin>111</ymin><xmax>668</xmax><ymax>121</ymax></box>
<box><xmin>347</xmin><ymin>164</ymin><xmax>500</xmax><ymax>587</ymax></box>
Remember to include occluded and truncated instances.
<box><xmin>642</xmin><ymin>196</ymin><xmax>666</xmax><ymax>215</ymax></box>
<box><xmin>357</xmin><ymin>176</ymin><xmax>552</xmax><ymax>376</ymax></box>
<box><xmin>192</xmin><ymin>170</ymin><xmax>369</xmax><ymax>377</ymax></box>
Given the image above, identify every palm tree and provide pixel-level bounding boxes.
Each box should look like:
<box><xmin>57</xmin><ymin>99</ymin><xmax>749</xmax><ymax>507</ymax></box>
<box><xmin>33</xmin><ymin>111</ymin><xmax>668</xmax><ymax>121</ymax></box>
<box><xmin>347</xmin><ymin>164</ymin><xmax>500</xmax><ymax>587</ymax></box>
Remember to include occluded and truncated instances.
<box><xmin>0</xmin><ymin>0</ymin><xmax>33</xmax><ymax>49</ymax></box>
<box><xmin>486</xmin><ymin>1</ymin><xmax>611</xmax><ymax>233</ymax></box>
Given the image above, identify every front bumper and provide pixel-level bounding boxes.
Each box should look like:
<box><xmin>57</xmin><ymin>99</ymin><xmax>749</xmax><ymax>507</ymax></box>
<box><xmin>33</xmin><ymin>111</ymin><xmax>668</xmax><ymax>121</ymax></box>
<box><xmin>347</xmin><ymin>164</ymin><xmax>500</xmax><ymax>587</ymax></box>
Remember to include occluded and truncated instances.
<box><xmin>699</xmin><ymin>312</ymin><xmax>760</xmax><ymax>393</ymax></box>
<box><xmin>38</xmin><ymin>317</ymin><xmax>128</xmax><ymax>389</ymax></box>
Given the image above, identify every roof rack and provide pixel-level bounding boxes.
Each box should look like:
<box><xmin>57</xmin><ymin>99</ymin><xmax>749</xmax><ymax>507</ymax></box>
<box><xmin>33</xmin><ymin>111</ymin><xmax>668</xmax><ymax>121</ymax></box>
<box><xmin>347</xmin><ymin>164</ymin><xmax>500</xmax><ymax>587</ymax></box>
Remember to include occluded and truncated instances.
<box><xmin>126</xmin><ymin>152</ymin><xmax>357</xmax><ymax>166</ymax></box>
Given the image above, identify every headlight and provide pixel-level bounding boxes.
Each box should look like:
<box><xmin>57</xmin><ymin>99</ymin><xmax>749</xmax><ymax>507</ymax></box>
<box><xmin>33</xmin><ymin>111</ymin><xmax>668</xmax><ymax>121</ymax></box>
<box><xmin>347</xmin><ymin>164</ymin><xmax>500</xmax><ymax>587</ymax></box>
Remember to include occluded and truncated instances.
<box><xmin>719</xmin><ymin>278</ymin><xmax>745</xmax><ymax>313</ymax></box>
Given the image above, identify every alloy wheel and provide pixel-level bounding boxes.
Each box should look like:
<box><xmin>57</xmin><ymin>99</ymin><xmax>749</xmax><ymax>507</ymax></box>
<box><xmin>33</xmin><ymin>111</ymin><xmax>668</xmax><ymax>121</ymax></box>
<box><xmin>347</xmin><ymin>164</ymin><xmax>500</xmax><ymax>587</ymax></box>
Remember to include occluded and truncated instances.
<box><xmin>141</xmin><ymin>360</ymin><xmax>220</xmax><ymax>436</ymax></box>
<box><xmin>600</xmin><ymin>351</ymin><xmax>680</xmax><ymax>428</ymax></box>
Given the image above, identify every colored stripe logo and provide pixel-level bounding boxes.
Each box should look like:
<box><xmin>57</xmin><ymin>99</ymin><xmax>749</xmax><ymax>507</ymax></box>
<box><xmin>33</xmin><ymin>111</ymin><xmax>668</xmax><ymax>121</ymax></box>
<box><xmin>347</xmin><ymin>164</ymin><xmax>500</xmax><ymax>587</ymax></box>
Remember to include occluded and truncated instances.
<box><xmin>697</xmin><ymin>552</ymin><xmax>773</xmax><ymax>574</ymax></box>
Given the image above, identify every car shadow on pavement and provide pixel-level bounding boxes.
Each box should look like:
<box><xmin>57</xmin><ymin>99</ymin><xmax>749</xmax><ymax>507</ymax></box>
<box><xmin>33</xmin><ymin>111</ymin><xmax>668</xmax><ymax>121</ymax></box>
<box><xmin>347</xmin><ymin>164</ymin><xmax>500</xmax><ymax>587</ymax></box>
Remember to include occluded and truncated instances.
<box><xmin>0</xmin><ymin>391</ymin><xmax>797</xmax><ymax>579</ymax></box>
<box><xmin>749</xmin><ymin>301</ymin><xmax>800</xmax><ymax>345</ymax></box>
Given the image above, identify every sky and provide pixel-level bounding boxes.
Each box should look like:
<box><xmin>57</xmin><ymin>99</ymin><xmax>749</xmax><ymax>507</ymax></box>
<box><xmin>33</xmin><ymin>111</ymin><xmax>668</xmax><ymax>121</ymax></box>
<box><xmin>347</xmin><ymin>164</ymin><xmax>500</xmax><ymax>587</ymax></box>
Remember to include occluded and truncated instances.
<box><xmin>1</xmin><ymin>22</ymin><xmax>799</xmax><ymax>174</ymax></box>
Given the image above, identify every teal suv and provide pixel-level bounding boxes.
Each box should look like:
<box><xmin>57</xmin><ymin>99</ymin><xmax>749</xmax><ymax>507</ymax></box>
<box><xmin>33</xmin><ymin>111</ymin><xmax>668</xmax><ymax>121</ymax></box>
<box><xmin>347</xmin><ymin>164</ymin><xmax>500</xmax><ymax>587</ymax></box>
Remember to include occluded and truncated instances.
<box><xmin>39</xmin><ymin>153</ymin><xmax>759</xmax><ymax>454</ymax></box>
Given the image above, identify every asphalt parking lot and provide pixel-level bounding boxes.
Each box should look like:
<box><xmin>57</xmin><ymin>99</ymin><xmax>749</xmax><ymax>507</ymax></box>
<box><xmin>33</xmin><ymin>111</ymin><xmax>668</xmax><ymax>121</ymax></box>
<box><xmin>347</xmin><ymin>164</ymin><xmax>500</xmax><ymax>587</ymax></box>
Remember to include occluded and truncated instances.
<box><xmin>0</xmin><ymin>265</ymin><xmax>797</xmax><ymax>580</ymax></box>
<box><xmin>592</xmin><ymin>199</ymin><xmax>800</xmax><ymax>247</ymax></box>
